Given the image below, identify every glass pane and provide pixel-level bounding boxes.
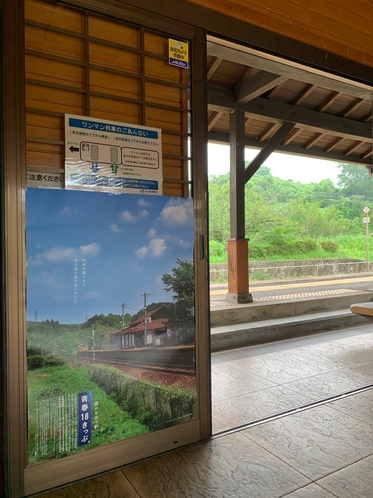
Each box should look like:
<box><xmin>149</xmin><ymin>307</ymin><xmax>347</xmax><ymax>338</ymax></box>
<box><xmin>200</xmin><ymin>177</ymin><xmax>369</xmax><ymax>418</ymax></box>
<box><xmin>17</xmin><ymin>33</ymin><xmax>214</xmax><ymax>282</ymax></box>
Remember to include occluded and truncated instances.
<box><xmin>26</xmin><ymin>188</ymin><xmax>196</xmax><ymax>464</ymax></box>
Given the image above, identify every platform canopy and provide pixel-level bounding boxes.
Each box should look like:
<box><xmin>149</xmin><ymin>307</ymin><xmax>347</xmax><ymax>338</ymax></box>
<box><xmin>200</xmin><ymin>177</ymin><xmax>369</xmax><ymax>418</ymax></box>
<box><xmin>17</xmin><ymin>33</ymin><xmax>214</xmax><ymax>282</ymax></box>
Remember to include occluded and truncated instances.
<box><xmin>207</xmin><ymin>37</ymin><xmax>373</xmax><ymax>169</ymax></box>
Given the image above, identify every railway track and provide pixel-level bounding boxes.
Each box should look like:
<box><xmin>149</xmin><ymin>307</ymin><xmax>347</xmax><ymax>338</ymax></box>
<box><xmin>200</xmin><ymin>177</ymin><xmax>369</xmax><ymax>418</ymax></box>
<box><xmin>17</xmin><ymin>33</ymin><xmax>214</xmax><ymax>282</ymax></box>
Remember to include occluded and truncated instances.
<box><xmin>91</xmin><ymin>357</ymin><xmax>196</xmax><ymax>377</ymax></box>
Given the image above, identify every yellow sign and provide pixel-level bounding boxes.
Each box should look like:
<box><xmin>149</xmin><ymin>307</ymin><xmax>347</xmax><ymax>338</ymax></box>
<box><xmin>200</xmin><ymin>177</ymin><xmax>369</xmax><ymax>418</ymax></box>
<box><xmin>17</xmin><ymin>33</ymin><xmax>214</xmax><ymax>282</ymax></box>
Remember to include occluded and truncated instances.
<box><xmin>169</xmin><ymin>38</ymin><xmax>189</xmax><ymax>69</ymax></box>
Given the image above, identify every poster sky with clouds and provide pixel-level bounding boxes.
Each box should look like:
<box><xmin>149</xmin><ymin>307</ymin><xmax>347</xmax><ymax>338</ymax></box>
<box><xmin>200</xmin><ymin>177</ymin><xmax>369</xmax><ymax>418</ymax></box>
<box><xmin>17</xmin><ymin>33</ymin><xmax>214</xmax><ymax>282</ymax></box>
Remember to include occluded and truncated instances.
<box><xmin>26</xmin><ymin>188</ymin><xmax>194</xmax><ymax>324</ymax></box>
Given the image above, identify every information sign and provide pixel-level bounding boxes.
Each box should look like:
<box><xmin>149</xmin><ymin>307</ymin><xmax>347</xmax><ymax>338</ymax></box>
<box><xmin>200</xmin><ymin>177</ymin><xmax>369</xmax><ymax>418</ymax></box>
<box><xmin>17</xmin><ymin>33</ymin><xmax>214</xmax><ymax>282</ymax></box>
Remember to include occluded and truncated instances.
<box><xmin>65</xmin><ymin>114</ymin><xmax>162</xmax><ymax>195</ymax></box>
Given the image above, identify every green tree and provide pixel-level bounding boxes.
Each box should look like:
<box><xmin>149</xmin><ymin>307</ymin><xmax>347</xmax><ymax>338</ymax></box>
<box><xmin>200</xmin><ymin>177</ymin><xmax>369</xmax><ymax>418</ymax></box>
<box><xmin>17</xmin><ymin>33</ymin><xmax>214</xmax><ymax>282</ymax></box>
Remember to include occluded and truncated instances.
<box><xmin>162</xmin><ymin>259</ymin><xmax>194</xmax><ymax>329</ymax></box>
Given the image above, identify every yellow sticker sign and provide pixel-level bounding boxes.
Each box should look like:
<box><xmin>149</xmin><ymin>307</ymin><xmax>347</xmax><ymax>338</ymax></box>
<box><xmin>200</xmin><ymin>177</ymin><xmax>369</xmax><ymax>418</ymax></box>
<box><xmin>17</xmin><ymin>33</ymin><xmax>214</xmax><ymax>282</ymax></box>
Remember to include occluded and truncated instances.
<box><xmin>169</xmin><ymin>38</ymin><xmax>189</xmax><ymax>69</ymax></box>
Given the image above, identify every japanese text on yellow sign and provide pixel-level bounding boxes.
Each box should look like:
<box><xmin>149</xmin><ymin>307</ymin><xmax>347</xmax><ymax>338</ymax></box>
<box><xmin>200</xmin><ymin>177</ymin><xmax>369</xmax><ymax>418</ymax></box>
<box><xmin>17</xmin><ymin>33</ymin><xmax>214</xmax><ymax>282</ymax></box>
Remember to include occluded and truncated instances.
<box><xmin>169</xmin><ymin>38</ymin><xmax>189</xmax><ymax>69</ymax></box>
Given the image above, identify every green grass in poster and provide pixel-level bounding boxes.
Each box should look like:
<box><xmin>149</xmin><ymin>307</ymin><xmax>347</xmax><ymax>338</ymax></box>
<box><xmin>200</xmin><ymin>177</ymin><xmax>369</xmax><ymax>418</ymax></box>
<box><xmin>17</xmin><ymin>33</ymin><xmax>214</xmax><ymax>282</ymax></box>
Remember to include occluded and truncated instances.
<box><xmin>28</xmin><ymin>363</ymin><xmax>148</xmax><ymax>463</ymax></box>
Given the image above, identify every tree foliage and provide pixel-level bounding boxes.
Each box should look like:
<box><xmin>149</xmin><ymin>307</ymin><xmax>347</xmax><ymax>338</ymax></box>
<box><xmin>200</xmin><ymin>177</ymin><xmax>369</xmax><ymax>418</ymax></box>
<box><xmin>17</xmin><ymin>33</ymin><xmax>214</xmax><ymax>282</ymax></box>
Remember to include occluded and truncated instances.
<box><xmin>162</xmin><ymin>259</ymin><xmax>194</xmax><ymax>329</ymax></box>
<box><xmin>208</xmin><ymin>161</ymin><xmax>373</xmax><ymax>261</ymax></box>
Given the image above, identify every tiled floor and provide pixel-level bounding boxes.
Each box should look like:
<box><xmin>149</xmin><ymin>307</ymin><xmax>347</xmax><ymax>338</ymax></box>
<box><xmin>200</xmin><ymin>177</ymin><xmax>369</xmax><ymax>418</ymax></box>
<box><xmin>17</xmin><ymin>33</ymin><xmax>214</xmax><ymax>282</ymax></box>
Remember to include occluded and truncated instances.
<box><xmin>37</xmin><ymin>324</ymin><xmax>373</xmax><ymax>498</ymax></box>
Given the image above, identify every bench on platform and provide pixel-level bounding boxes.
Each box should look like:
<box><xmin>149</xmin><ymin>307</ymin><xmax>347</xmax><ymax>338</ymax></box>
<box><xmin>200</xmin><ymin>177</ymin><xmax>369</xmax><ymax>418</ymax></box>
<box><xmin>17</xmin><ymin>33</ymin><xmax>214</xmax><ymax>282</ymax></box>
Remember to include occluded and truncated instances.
<box><xmin>350</xmin><ymin>302</ymin><xmax>373</xmax><ymax>323</ymax></box>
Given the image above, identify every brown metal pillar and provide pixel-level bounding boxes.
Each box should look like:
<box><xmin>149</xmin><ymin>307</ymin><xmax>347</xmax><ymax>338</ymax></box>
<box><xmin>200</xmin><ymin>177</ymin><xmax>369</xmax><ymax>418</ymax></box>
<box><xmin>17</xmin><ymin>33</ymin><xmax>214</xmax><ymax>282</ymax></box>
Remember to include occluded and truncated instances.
<box><xmin>226</xmin><ymin>110</ymin><xmax>253</xmax><ymax>304</ymax></box>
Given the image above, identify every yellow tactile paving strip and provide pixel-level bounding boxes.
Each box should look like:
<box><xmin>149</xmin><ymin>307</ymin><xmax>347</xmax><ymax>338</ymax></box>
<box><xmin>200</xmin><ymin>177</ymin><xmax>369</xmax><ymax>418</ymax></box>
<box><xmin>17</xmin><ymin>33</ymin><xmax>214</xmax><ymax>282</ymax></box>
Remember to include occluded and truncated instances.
<box><xmin>210</xmin><ymin>275</ymin><xmax>373</xmax><ymax>296</ymax></box>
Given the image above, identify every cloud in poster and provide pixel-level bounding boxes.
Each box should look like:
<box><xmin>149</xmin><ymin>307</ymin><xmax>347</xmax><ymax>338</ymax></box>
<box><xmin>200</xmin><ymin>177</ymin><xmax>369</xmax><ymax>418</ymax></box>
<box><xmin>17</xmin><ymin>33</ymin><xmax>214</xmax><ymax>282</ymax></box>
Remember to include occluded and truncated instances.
<box><xmin>85</xmin><ymin>290</ymin><xmax>103</xmax><ymax>299</ymax></box>
<box><xmin>137</xmin><ymin>198</ymin><xmax>151</xmax><ymax>208</ymax></box>
<box><xmin>59</xmin><ymin>206</ymin><xmax>71</xmax><ymax>216</ymax></box>
<box><xmin>118</xmin><ymin>209</ymin><xmax>149</xmax><ymax>223</ymax></box>
<box><xmin>110</xmin><ymin>223</ymin><xmax>123</xmax><ymax>233</ymax></box>
<box><xmin>135</xmin><ymin>238</ymin><xmax>166</xmax><ymax>258</ymax></box>
<box><xmin>159</xmin><ymin>198</ymin><xmax>193</xmax><ymax>226</ymax></box>
<box><xmin>29</xmin><ymin>242</ymin><xmax>100</xmax><ymax>265</ymax></box>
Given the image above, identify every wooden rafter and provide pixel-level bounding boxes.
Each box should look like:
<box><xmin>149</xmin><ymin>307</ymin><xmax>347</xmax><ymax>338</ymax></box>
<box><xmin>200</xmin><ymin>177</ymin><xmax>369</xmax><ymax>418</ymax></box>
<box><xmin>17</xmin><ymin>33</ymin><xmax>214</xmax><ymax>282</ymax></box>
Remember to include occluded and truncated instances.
<box><xmin>282</xmin><ymin>127</ymin><xmax>302</xmax><ymax>146</ymax></box>
<box><xmin>305</xmin><ymin>132</ymin><xmax>325</xmax><ymax>149</ymax></box>
<box><xmin>235</xmin><ymin>71</ymin><xmax>287</xmax><ymax>104</ymax></box>
<box><xmin>258</xmin><ymin>123</ymin><xmax>280</xmax><ymax>142</ymax></box>
<box><xmin>344</xmin><ymin>141</ymin><xmax>363</xmax><ymax>156</ymax></box>
<box><xmin>317</xmin><ymin>91</ymin><xmax>342</xmax><ymax>112</ymax></box>
<box><xmin>325</xmin><ymin>137</ymin><xmax>345</xmax><ymax>153</ymax></box>
<box><xmin>208</xmin><ymin>111</ymin><xmax>223</xmax><ymax>131</ymax></box>
<box><xmin>293</xmin><ymin>84</ymin><xmax>316</xmax><ymax>105</ymax></box>
<box><xmin>341</xmin><ymin>98</ymin><xmax>364</xmax><ymax>118</ymax></box>
<box><xmin>207</xmin><ymin>56</ymin><xmax>223</xmax><ymax>81</ymax></box>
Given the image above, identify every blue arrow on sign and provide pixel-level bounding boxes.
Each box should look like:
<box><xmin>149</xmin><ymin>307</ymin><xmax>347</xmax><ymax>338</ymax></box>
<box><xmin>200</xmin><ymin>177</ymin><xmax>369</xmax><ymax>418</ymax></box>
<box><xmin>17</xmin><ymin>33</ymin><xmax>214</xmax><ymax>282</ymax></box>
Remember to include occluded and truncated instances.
<box><xmin>91</xmin><ymin>162</ymin><xmax>99</xmax><ymax>173</ymax></box>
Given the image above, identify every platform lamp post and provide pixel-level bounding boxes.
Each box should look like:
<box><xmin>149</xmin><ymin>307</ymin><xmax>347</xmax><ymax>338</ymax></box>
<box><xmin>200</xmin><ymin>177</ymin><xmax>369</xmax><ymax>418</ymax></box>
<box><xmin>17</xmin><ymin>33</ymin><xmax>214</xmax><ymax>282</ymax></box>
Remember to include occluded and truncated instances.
<box><xmin>363</xmin><ymin>206</ymin><xmax>370</xmax><ymax>271</ymax></box>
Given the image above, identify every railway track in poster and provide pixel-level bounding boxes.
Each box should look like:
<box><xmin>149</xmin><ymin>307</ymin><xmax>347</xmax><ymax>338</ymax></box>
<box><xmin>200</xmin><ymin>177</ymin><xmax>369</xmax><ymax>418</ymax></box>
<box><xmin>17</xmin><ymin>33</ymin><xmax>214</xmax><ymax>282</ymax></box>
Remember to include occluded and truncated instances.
<box><xmin>79</xmin><ymin>346</ymin><xmax>196</xmax><ymax>377</ymax></box>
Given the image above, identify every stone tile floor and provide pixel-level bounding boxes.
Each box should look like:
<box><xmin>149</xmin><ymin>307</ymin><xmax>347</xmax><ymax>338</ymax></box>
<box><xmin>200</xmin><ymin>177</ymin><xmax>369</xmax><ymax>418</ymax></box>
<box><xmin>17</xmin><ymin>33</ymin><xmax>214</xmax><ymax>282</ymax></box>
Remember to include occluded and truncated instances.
<box><xmin>37</xmin><ymin>324</ymin><xmax>373</xmax><ymax>498</ymax></box>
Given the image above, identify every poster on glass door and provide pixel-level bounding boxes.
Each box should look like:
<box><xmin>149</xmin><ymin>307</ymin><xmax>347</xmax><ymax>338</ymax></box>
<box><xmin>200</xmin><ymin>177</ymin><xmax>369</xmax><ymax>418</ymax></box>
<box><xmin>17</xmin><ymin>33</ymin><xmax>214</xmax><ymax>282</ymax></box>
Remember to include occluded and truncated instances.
<box><xmin>26</xmin><ymin>188</ymin><xmax>196</xmax><ymax>463</ymax></box>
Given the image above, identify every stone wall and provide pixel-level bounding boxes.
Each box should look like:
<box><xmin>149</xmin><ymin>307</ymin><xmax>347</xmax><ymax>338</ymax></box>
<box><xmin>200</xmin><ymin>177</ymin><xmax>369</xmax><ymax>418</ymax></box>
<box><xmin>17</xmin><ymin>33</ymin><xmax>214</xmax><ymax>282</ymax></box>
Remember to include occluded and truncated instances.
<box><xmin>210</xmin><ymin>259</ymin><xmax>373</xmax><ymax>282</ymax></box>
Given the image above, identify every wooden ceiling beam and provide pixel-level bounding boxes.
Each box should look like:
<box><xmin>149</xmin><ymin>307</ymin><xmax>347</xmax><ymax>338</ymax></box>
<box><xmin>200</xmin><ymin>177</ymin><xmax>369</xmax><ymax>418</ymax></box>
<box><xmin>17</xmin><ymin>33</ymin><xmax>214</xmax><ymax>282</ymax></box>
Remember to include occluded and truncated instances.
<box><xmin>258</xmin><ymin>123</ymin><xmax>280</xmax><ymax>142</ymax></box>
<box><xmin>317</xmin><ymin>91</ymin><xmax>342</xmax><ymax>112</ymax></box>
<box><xmin>207</xmin><ymin>56</ymin><xmax>223</xmax><ymax>81</ymax></box>
<box><xmin>293</xmin><ymin>84</ymin><xmax>316</xmax><ymax>105</ymax></box>
<box><xmin>362</xmin><ymin>148</ymin><xmax>373</xmax><ymax>160</ymax></box>
<box><xmin>325</xmin><ymin>137</ymin><xmax>345</xmax><ymax>153</ymax></box>
<box><xmin>341</xmin><ymin>98</ymin><xmax>364</xmax><ymax>118</ymax></box>
<box><xmin>305</xmin><ymin>132</ymin><xmax>325</xmax><ymax>149</ymax></box>
<box><xmin>344</xmin><ymin>141</ymin><xmax>363</xmax><ymax>156</ymax></box>
<box><xmin>207</xmin><ymin>41</ymin><xmax>373</xmax><ymax>100</ymax></box>
<box><xmin>208</xmin><ymin>85</ymin><xmax>372</xmax><ymax>142</ymax></box>
<box><xmin>235</xmin><ymin>71</ymin><xmax>287</xmax><ymax>104</ymax></box>
<box><xmin>282</xmin><ymin>127</ymin><xmax>302</xmax><ymax>146</ymax></box>
<box><xmin>208</xmin><ymin>111</ymin><xmax>223</xmax><ymax>131</ymax></box>
<box><xmin>245</xmin><ymin>122</ymin><xmax>295</xmax><ymax>182</ymax></box>
<box><xmin>208</xmin><ymin>130</ymin><xmax>373</xmax><ymax>166</ymax></box>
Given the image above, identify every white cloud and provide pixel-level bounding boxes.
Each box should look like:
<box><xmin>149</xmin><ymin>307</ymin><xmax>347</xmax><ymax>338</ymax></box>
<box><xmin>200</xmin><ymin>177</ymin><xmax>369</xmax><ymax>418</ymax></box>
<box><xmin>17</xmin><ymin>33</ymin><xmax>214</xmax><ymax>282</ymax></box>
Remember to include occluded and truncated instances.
<box><xmin>135</xmin><ymin>238</ymin><xmax>166</xmax><ymax>258</ymax></box>
<box><xmin>29</xmin><ymin>243</ymin><xmax>100</xmax><ymax>265</ymax></box>
<box><xmin>85</xmin><ymin>290</ymin><xmax>102</xmax><ymax>299</ymax></box>
<box><xmin>119</xmin><ymin>210</ymin><xmax>137</xmax><ymax>223</ymax></box>
<box><xmin>41</xmin><ymin>272</ymin><xmax>64</xmax><ymax>290</ymax></box>
<box><xmin>118</xmin><ymin>209</ymin><xmax>149</xmax><ymax>223</ymax></box>
<box><xmin>159</xmin><ymin>198</ymin><xmax>193</xmax><ymax>226</ymax></box>
<box><xmin>135</xmin><ymin>246</ymin><xmax>148</xmax><ymax>258</ymax></box>
<box><xmin>147</xmin><ymin>228</ymin><xmax>156</xmax><ymax>238</ymax></box>
<box><xmin>137</xmin><ymin>198</ymin><xmax>151</xmax><ymax>207</ymax></box>
<box><xmin>59</xmin><ymin>206</ymin><xmax>71</xmax><ymax>216</ymax></box>
<box><xmin>110</xmin><ymin>223</ymin><xmax>123</xmax><ymax>233</ymax></box>
<box><xmin>174</xmin><ymin>238</ymin><xmax>192</xmax><ymax>249</ymax></box>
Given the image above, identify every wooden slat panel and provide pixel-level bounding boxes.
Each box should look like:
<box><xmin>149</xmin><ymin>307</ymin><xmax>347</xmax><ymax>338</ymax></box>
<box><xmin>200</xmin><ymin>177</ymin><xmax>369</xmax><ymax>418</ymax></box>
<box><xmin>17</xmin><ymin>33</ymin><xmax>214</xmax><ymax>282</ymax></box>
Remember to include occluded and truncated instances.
<box><xmin>89</xmin><ymin>69</ymin><xmax>141</xmax><ymax>100</ymax></box>
<box><xmin>88</xmin><ymin>17</ymin><xmax>140</xmax><ymax>48</ymax></box>
<box><xmin>163</xmin><ymin>166</ymin><xmax>184</xmax><ymax>180</ymax></box>
<box><xmin>163</xmin><ymin>184</ymin><xmax>185</xmax><ymax>196</ymax></box>
<box><xmin>25</xmin><ymin>0</ymin><xmax>84</xmax><ymax>33</ymax></box>
<box><xmin>24</xmin><ymin>4</ymin><xmax>191</xmax><ymax>193</ymax></box>
<box><xmin>145</xmin><ymin>81</ymin><xmax>188</xmax><ymax>108</ymax></box>
<box><xmin>144</xmin><ymin>31</ymin><xmax>169</xmax><ymax>55</ymax></box>
<box><xmin>145</xmin><ymin>56</ymin><xmax>183</xmax><ymax>83</ymax></box>
<box><xmin>26</xmin><ymin>55</ymin><xmax>85</xmax><ymax>89</ymax></box>
<box><xmin>90</xmin><ymin>96</ymin><xmax>141</xmax><ymax>123</ymax></box>
<box><xmin>26</xmin><ymin>113</ymin><xmax>64</xmax><ymax>141</ymax></box>
<box><xmin>146</xmin><ymin>106</ymin><xmax>182</xmax><ymax>132</ymax></box>
<box><xmin>26</xmin><ymin>142</ymin><xmax>64</xmax><ymax>169</ymax></box>
<box><xmin>89</xmin><ymin>42</ymin><xmax>141</xmax><ymax>74</ymax></box>
<box><xmin>162</xmin><ymin>133</ymin><xmax>183</xmax><ymax>156</ymax></box>
<box><xmin>25</xmin><ymin>25</ymin><xmax>84</xmax><ymax>61</ymax></box>
<box><xmin>26</xmin><ymin>84</ymin><xmax>85</xmax><ymax>114</ymax></box>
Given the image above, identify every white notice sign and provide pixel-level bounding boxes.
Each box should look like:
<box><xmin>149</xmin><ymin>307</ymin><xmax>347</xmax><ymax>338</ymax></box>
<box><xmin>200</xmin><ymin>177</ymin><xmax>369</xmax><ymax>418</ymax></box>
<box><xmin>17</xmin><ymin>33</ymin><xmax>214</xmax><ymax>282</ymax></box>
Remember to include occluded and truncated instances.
<box><xmin>65</xmin><ymin>114</ymin><xmax>162</xmax><ymax>195</ymax></box>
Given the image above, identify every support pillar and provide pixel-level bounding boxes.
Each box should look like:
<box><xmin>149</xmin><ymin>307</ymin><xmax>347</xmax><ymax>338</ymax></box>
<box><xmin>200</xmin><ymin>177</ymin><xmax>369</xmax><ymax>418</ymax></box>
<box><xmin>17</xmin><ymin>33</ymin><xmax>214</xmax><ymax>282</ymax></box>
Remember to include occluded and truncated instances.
<box><xmin>227</xmin><ymin>110</ymin><xmax>253</xmax><ymax>303</ymax></box>
<box><xmin>226</xmin><ymin>238</ymin><xmax>253</xmax><ymax>303</ymax></box>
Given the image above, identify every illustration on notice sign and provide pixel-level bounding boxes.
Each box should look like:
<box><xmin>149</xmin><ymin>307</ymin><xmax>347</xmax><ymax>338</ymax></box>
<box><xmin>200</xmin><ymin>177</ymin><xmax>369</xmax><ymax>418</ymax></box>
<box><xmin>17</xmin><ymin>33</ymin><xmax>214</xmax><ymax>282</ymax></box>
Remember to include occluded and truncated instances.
<box><xmin>65</xmin><ymin>114</ymin><xmax>162</xmax><ymax>195</ymax></box>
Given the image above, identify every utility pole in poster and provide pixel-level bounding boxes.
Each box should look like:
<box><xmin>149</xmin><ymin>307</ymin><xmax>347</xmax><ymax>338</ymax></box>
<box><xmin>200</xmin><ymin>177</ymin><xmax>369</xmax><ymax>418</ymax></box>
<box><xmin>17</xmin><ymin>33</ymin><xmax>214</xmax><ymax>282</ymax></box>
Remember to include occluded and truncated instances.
<box><xmin>363</xmin><ymin>206</ymin><xmax>370</xmax><ymax>271</ymax></box>
<box><xmin>120</xmin><ymin>302</ymin><xmax>126</xmax><ymax>328</ymax></box>
<box><xmin>141</xmin><ymin>292</ymin><xmax>150</xmax><ymax>347</ymax></box>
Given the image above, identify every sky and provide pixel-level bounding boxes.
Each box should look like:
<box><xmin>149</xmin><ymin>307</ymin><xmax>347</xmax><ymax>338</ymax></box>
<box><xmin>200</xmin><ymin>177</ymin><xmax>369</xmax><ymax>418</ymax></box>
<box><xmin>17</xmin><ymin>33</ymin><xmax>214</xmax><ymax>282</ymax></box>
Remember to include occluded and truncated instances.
<box><xmin>26</xmin><ymin>189</ymin><xmax>194</xmax><ymax>324</ymax></box>
<box><xmin>208</xmin><ymin>143</ymin><xmax>340</xmax><ymax>185</ymax></box>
